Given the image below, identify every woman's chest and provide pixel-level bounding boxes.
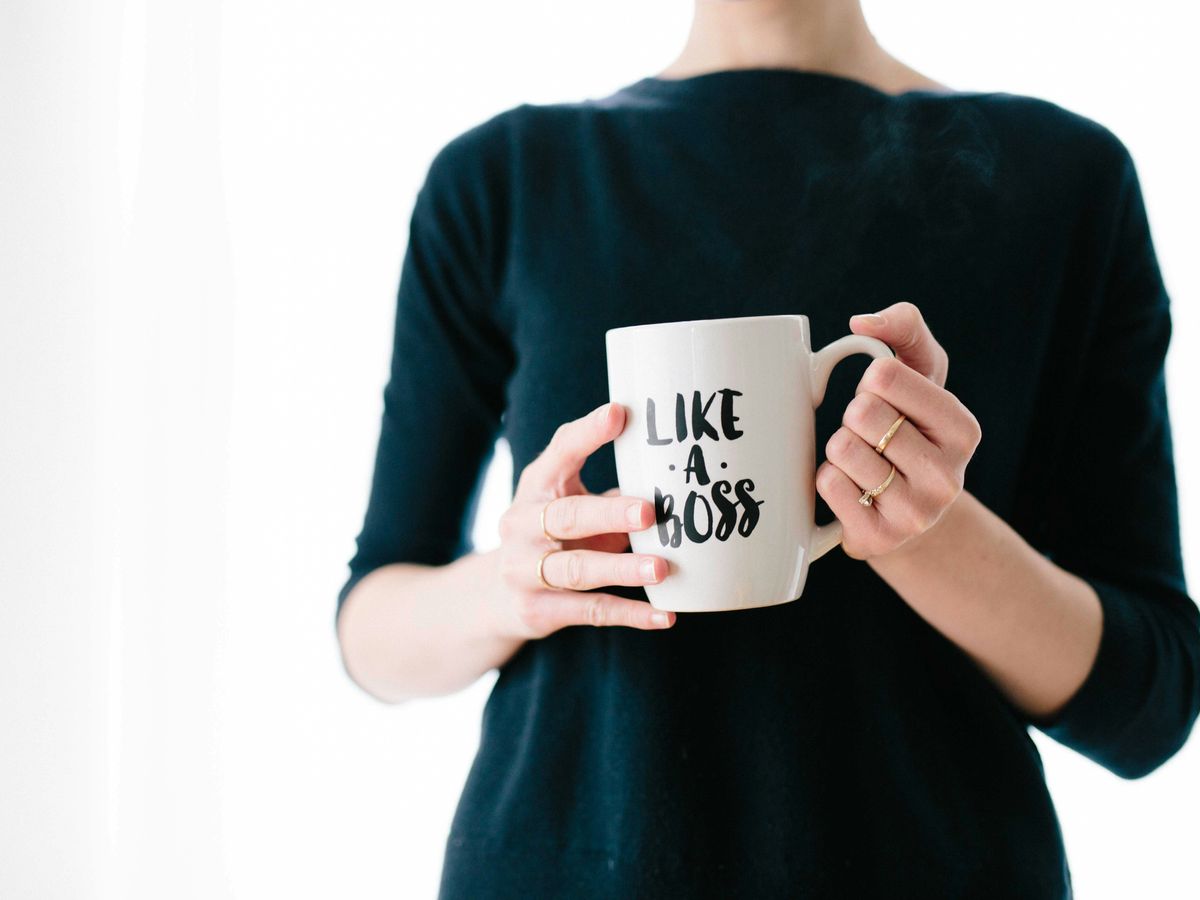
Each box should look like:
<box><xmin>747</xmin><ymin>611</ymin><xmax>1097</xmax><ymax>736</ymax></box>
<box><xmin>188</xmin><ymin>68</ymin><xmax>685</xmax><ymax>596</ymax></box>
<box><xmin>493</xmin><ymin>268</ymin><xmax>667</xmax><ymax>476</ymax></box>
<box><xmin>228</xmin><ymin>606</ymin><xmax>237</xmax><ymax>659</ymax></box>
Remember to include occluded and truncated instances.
<box><xmin>496</xmin><ymin>179</ymin><xmax>1062</xmax><ymax>509</ymax></box>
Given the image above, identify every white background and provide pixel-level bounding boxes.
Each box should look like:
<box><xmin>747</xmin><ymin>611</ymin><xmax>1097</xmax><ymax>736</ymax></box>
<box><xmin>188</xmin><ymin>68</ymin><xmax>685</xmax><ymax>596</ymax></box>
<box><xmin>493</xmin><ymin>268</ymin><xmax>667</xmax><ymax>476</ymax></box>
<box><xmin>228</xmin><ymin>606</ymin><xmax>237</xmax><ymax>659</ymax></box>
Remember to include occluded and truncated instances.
<box><xmin>2</xmin><ymin>1</ymin><xmax>1197</xmax><ymax>897</ymax></box>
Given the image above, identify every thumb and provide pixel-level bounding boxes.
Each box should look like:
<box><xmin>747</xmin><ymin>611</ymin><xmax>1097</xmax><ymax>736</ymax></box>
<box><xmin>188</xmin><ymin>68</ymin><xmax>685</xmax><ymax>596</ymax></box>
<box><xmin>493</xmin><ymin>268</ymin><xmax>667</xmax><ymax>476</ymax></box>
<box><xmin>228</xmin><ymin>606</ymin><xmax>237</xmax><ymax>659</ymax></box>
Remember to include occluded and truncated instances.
<box><xmin>848</xmin><ymin>301</ymin><xmax>948</xmax><ymax>386</ymax></box>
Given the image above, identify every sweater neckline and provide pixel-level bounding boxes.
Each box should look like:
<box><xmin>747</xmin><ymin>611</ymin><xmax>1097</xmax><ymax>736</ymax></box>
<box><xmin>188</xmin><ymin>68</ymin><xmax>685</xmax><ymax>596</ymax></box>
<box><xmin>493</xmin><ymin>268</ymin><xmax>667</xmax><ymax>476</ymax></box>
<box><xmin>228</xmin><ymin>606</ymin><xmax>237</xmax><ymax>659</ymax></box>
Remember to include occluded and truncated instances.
<box><xmin>619</xmin><ymin>66</ymin><xmax>968</xmax><ymax>104</ymax></box>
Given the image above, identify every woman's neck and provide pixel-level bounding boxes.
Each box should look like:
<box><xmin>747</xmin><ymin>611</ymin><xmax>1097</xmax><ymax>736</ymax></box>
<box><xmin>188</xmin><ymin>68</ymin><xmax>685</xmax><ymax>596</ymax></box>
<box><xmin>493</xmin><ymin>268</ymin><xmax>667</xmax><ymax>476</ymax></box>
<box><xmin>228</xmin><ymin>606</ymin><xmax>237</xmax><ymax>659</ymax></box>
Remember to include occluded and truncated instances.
<box><xmin>655</xmin><ymin>0</ymin><xmax>947</xmax><ymax>95</ymax></box>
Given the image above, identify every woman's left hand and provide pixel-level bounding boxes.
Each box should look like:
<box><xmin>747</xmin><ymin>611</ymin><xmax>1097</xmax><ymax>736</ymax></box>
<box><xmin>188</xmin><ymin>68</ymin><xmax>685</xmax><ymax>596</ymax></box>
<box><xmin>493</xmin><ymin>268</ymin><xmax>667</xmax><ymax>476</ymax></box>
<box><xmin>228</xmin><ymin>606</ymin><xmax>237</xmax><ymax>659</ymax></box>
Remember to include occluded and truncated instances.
<box><xmin>816</xmin><ymin>301</ymin><xmax>983</xmax><ymax>560</ymax></box>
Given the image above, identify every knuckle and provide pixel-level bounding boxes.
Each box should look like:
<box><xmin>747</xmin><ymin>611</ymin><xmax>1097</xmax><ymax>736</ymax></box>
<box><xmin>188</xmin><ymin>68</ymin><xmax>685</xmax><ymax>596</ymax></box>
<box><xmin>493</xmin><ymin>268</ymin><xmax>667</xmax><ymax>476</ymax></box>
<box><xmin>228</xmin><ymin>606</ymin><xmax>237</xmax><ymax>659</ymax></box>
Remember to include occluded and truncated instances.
<box><xmin>945</xmin><ymin>398</ymin><xmax>975</xmax><ymax>446</ymax></box>
<box><xmin>843</xmin><ymin>393</ymin><xmax>877</xmax><ymax>431</ymax></box>
<box><xmin>963</xmin><ymin>409</ymin><xmax>983</xmax><ymax>450</ymax></box>
<box><xmin>608</xmin><ymin>499</ymin><xmax>630</xmax><ymax>532</ymax></box>
<box><xmin>865</xmin><ymin>357</ymin><xmax>900</xmax><ymax>392</ymax></box>
<box><xmin>585</xmin><ymin>593</ymin><xmax>606</xmax><ymax>627</ymax></box>
<box><xmin>825</xmin><ymin>428</ymin><xmax>852</xmax><ymax>460</ymax></box>
<box><xmin>552</xmin><ymin>496</ymin><xmax>579</xmax><ymax>537</ymax></box>
<box><xmin>564</xmin><ymin>550</ymin><xmax>587</xmax><ymax>589</ymax></box>
<box><xmin>816</xmin><ymin>461</ymin><xmax>839</xmax><ymax>492</ymax></box>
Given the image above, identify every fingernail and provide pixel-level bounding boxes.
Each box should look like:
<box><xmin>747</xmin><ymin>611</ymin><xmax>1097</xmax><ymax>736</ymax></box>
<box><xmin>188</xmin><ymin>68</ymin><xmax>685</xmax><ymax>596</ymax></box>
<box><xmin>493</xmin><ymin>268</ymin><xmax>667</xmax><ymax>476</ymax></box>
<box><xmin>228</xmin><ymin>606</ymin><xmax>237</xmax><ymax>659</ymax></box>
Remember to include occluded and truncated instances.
<box><xmin>626</xmin><ymin>502</ymin><xmax>646</xmax><ymax>527</ymax></box>
<box><xmin>597</xmin><ymin>402</ymin><xmax>612</xmax><ymax>424</ymax></box>
<box><xmin>640</xmin><ymin>558</ymin><xmax>660</xmax><ymax>582</ymax></box>
<box><xmin>851</xmin><ymin>313</ymin><xmax>886</xmax><ymax>325</ymax></box>
<box><xmin>651</xmin><ymin>611</ymin><xmax>671</xmax><ymax>627</ymax></box>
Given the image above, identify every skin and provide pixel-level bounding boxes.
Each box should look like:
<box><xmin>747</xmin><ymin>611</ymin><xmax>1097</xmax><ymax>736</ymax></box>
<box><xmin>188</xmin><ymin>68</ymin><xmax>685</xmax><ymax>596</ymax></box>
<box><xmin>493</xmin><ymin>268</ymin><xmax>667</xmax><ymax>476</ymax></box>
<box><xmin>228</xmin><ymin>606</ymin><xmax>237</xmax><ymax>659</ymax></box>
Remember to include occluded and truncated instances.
<box><xmin>337</xmin><ymin>1</ymin><xmax>1104</xmax><ymax>717</ymax></box>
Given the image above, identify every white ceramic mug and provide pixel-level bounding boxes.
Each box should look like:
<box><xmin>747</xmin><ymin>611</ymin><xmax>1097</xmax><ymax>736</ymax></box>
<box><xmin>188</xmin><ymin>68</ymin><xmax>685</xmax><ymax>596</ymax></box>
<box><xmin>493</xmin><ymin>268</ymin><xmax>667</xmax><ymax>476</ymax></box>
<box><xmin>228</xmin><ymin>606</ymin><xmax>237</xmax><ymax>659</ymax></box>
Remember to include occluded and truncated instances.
<box><xmin>605</xmin><ymin>314</ymin><xmax>894</xmax><ymax>613</ymax></box>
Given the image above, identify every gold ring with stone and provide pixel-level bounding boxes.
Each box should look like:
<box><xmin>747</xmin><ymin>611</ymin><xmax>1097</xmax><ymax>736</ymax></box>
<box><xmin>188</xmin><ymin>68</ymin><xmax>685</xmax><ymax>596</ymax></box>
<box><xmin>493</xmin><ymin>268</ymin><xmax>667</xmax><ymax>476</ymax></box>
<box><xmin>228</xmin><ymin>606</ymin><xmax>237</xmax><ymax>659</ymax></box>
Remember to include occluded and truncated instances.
<box><xmin>858</xmin><ymin>464</ymin><xmax>897</xmax><ymax>507</ymax></box>
<box><xmin>875</xmin><ymin>414</ymin><xmax>907</xmax><ymax>454</ymax></box>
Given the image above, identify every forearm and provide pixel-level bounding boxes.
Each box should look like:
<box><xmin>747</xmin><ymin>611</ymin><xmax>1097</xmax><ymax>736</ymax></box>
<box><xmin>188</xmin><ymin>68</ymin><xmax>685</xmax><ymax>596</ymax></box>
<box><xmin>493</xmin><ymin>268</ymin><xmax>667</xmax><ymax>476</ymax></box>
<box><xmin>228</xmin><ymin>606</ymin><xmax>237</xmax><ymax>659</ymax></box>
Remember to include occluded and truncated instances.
<box><xmin>336</xmin><ymin>549</ymin><xmax>524</xmax><ymax>704</ymax></box>
<box><xmin>867</xmin><ymin>489</ymin><xmax>1104</xmax><ymax>720</ymax></box>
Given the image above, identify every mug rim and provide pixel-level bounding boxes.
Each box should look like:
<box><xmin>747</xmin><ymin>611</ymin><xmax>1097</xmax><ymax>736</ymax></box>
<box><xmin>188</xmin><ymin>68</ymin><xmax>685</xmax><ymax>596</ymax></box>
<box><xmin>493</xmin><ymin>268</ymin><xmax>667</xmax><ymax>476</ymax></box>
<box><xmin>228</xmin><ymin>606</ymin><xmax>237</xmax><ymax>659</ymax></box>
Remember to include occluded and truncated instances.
<box><xmin>606</xmin><ymin>313</ymin><xmax>807</xmax><ymax>337</ymax></box>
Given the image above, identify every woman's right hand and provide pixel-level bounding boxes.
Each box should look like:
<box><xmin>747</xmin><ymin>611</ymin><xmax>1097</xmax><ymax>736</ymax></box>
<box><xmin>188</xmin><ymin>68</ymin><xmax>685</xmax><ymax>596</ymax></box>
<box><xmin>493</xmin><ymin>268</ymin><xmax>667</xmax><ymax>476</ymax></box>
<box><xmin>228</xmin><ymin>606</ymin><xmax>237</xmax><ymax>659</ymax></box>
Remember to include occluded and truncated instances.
<box><xmin>488</xmin><ymin>401</ymin><xmax>675</xmax><ymax>640</ymax></box>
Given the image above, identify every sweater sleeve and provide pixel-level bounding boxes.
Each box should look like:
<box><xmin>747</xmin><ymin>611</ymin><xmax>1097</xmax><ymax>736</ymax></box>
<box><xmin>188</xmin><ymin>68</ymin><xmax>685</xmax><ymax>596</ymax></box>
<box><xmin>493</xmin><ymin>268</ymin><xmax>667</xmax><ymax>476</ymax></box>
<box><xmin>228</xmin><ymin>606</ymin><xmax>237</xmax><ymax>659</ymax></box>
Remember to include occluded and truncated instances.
<box><xmin>335</xmin><ymin>115</ymin><xmax>516</xmax><ymax>626</ymax></box>
<box><xmin>1026</xmin><ymin>136</ymin><xmax>1200</xmax><ymax>778</ymax></box>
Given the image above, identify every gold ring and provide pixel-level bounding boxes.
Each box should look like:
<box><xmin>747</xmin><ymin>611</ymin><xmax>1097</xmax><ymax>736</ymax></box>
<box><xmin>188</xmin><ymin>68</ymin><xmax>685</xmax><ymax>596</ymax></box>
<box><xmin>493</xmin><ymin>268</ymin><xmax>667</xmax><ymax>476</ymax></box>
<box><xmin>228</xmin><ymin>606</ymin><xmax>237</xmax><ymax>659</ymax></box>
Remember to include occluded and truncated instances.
<box><xmin>540</xmin><ymin>500</ymin><xmax>562</xmax><ymax>543</ymax></box>
<box><xmin>536</xmin><ymin>548</ymin><xmax>559</xmax><ymax>590</ymax></box>
<box><xmin>858</xmin><ymin>464</ymin><xmax>897</xmax><ymax>507</ymax></box>
<box><xmin>875</xmin><ymin>414</ymin><xmax>907</xmax><ymax>454</ymax></box>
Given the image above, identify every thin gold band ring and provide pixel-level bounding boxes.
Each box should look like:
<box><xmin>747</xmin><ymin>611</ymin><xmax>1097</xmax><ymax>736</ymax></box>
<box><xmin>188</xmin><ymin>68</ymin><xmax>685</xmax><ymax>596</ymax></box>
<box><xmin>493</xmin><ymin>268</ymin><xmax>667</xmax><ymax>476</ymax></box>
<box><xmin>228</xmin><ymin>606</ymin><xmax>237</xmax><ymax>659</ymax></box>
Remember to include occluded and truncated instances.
<box><xmin>875</xmin><ymin>414</ymin><xmax>907</xmax><ymax>454</ymax></box>
<box><xmin>536</xmin><ymin>548</ymin><xmax>560</xmax><ymax>590</ymax></box>
<box><xmin>540</xmin><ymin>500</ymin><xmax>562</xmax><ymax>543</ymax></box>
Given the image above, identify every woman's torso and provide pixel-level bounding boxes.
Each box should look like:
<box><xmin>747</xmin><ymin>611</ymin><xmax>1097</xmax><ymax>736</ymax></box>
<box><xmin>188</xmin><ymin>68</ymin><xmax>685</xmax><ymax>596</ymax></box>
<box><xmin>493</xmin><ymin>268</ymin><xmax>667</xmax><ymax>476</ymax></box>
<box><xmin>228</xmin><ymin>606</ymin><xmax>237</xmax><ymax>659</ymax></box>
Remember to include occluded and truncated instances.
<box><xmin>439</xmin><ymin>69</ymin><xmax>1116</xmax><ymax>898</ymax></box>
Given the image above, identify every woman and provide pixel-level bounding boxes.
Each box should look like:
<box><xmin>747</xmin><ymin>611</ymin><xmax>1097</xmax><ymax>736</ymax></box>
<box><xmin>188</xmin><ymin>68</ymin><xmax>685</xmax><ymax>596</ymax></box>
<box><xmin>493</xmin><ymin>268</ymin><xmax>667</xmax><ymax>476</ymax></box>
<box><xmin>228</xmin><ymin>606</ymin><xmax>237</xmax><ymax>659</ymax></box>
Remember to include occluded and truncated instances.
<box><xmin>336</xmin><ymin>0</ymin><xmax>1199</xmax><ymax>896</ymax></box>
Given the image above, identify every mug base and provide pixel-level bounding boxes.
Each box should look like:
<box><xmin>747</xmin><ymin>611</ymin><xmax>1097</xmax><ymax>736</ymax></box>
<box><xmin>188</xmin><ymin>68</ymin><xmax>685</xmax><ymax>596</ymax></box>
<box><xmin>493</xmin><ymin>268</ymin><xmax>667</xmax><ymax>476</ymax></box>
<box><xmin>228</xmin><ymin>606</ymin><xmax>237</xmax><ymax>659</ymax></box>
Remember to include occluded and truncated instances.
<box><xmin>647</xmin><ymin>593</ymin><xmax>801</xmax><ymax>614</ymax></box>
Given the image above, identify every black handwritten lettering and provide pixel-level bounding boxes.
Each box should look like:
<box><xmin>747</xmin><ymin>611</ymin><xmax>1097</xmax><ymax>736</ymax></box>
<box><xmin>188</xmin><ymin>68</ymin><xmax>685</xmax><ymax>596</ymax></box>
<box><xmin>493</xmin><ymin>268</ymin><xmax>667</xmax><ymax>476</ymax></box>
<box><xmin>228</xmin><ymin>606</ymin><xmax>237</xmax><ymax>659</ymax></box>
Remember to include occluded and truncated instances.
<box><xmin>720</xmin><ymin>389</ymin><xmax>743</xmax><ymax>439</ymax></box>
<box><xmin>654</xmin><ymin>487</ymin><xmax>683</xmax><ymax>547</ymax></box>
<box><xmin>642</xmin><ymin>387</ymin><xmax>762</xmax><ymax>547</ymax></box>
<box><xmin>734</xmin><ymin>478</ymin><xmax>763</xmax><ymax>537</ymax></box>
<box><xmin>711</xmin><ymin>480</ymin><xmax>736</xmax><ymax>540</ymax></box>
<box><xmin>683</xmin><ymin>444</ymin><xmax>710</xmax><ymax>486</ymax></box>
<box><xmin>642</xmin><ymin>390</ymin><xmax>746</xmax><ymax>445</ymax></box>
<box><xmin>652</xmin><ymin>479</ymin><xmax>763</xmax><ymax>547</ymax></box>
<box><xmin>645</xmin><ymin>398</ymin><xmax>671</xmax><ymax>446</ymax></box>
<box><xmin>691</xmin><ymin>391</ymin><xmax>719</xmax><ymax>441</ymax></box>
<box><xmin>683</xmin><ymin>492</ymin><xmax>713</xmax><ymax>543</ymax></box>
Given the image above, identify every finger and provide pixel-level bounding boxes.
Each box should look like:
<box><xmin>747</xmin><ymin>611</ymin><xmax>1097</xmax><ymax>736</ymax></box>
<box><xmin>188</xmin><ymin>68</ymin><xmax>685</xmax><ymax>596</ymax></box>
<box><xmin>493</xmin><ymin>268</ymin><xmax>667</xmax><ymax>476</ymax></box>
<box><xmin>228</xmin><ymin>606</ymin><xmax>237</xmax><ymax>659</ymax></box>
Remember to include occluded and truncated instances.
<box><xmin>543</xmin><ymin>493</ymin><xmax>653</xmax><ymax>541</ymax></box>
<box><xmin>841</xmin><ymin>390</ymin><xmax>939</xmax><ymax>473</ymax></box>
<box><xmin>539</xmin><ymin>548</ymin><xmax>667</xmax><ymax>591</ymax></box>
<box><xmin>557</xmin><ymin>487</ymin><xmax>631</xmax><ymax>551</ymax></box>
<box><xmin>848</xmin><ymin>301</ymin><xmax>948</xmax><ymax>386</ymax></box>
<box><xmin>532</xmin><ymin>591</ymin><xmax>676</xmax><ymax>630</ymax></box>
<box><xmin>558</xmin><ymin>487</ymin><xmax>632</xmax><ymax>551</ymax></box>
<box><xmin>823</xmin><ymin>426</ymin><xmax>910</xmax><ymax>517</ymax></box>
<box><xmin>815</xmin><ymin>461</ymin><xmax>886</xmax><ymax>557</ymax></box>
<box><xmin>521</xmin><ymin>402</ymin><xmax>625</xmax><ymax>495</ymax></box>
<box><xmin>855</xmin><ymin>357</ymin><xmax>967</xmax><ymax>451</ymax></box>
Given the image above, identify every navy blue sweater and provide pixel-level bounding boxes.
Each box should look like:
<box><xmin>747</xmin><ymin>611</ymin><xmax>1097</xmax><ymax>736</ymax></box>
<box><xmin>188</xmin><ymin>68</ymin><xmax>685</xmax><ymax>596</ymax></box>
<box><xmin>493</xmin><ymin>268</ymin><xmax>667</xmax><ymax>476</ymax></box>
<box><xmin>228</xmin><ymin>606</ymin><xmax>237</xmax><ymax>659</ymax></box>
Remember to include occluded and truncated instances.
<box><xmin>338</xmin><ymin>68</ymin><xmax>1200</xmax><ymax>898</ymax></box>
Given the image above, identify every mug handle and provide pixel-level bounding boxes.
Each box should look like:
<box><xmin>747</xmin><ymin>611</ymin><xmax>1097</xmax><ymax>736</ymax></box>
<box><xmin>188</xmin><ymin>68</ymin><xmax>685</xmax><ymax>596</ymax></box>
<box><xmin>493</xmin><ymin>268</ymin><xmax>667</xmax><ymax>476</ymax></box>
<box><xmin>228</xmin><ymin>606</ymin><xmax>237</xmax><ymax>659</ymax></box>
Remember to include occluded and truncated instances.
<box><xmin>807</xmin><ymin>334</ymin><xmax>896</xmax><ymax>562</ymax></box>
